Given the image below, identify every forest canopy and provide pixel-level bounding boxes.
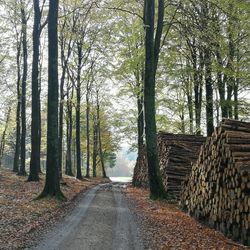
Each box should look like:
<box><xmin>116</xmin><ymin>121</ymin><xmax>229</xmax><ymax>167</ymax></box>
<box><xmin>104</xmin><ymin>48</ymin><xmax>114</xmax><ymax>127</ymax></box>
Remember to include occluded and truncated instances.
<box><xmin>0</xmin><ymin>0</ymin><xmax>249</xmax><ymax>187</ymax></box>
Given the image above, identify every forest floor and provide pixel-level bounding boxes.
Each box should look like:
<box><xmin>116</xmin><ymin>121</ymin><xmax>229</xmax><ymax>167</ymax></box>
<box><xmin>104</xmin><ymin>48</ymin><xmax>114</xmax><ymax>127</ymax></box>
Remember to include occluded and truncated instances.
<box><xmin>0</xmin><ymin>169</ymin><xmax>109</xmax><ymax>250</ymax></box>
<box><xmin>126</xmin><ymin>186</ymin><xmax>249</xmax><ymax>250</ymax></box>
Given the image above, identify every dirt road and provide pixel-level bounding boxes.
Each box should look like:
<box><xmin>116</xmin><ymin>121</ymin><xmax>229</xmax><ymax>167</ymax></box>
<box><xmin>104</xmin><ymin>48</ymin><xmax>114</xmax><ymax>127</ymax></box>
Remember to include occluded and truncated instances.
<box><xmin>32</xmin><ymin>182</ymin><xmax>144</xmax><ymax>250</ymax></box>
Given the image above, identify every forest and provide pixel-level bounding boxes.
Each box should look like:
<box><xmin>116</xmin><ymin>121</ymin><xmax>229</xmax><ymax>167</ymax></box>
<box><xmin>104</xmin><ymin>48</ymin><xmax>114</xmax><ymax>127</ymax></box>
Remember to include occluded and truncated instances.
<box><xmin>0</xmin><ymin>0</ymin><xmax>249</xmax><ymax>191</ymax></box>
<box><xmin>0</xmin><ymin>0</ymin><xmax>250</xmax><ymax>249</ymax></box>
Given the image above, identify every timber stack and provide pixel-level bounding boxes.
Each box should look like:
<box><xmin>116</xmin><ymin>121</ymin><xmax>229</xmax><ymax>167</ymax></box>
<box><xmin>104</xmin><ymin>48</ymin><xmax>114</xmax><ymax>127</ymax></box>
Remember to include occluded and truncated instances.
<box><xmin>132</xmin><ymin>133</ymin><xmax>206</xmax><ymax>198</ymax></box>
<box><xmin>132</xmin><ymin>146</ymin><xmax>149</xmax><ymax>188</ymax></box>
<box><xmin>158</xmin><ymin>133</ymin><xmax>206</xmax><ymax>198</ymax></box>
<box><xmin>180</xmin><ymin>119</ymin><xmax>250</xmax><ymax>245</ymax></box>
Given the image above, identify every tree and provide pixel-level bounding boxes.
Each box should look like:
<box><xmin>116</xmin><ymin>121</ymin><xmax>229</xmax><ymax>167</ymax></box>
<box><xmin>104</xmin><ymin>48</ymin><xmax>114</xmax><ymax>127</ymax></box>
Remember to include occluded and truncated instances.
<box><xmin>143</xmin><ymin>0</ymin><xmax>166</xmax><ymax>199</ymax></box>
<box><xmin>0</xmin><ymin>107</ymin><xmax>12</xmax><ymax>168</ymax></box>
<box><xmin>28</xmin><ymin>0</ymin><xmax>47</xmax><ymax>182</ymax></box>
<box><xmin>38</xmin><ymin>0</ymin><xmax>64</xmax><ymax>199</ymax></box>
<box><xmin>65</xmin><ymin>81</ymin><xmax>74</xmax><ymax>176</ymax></box>
<box><xmin>58</xmin><ymin>3</ymin><xmax>76</xmax><ymax>178</ymax></box>
<box><xmin>201</xmin><ymin>1</ymin><xmax>214</xmax><ymax>136</ymax></box>
<box><xmin>13</xmin><ymin>5</ymin><xmax>22</xmax><ymax>173</ymax></box>
<box><xmin>75</xmin><ymin>40</ymin><xmax>83</xmax><ymax>180</ymax></box>
<box><xmin>114</xmin><ymin>14</ymin><xmax>145</xmax><ymax>154</ymax></box>
<box><xmin>96</xmin><ymin>90</ymin><xmax>107</xmax><ymax>178</ymax></box>
<box><xmin>92</xmin><ymin>114</ymin><xmax>98</xmax><ymax>177</ymax></box>
<box><xmin>18</xmin><ymin>0</ymin><xmax>28</xmax><ymax>176</ymax></box>
<box><xmin>85</xmin><ymin>61</ymin><xmax>94</xmax><ymax>178</ymax></box>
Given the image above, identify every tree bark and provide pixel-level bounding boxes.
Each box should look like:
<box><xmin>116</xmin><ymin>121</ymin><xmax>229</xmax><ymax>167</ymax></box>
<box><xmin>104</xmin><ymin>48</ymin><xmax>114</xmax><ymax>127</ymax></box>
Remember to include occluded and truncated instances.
<box><xmin>38</xmin><ymin>0</ymin><xmax>64</xmax><ymax>199</ymax></box>
<box><xmin>29</xmin><ymin>0</ymin><xmax>42</xmax><ymax>182</ymax></box>
<box><xmin>96</xmin><ymin>94</ymin><xmax>107</xmax><ymax>178</ymax></box>
<box><xmin>86</xmin><ymin>88</ymin><xmax>90</xmax><ymax>178</ymax></box>
<box><xmin>192</xmin><ymin>44</ymin><xmax>202</xmax><ymax>135</ymax></box>
<box><xmin>58</xmin><ymin>55</ymin><xmax>65</xmax><ymax>179</ymax></box>
<box><xmin>226</xmin><ymin>4</ymin><xmax>236</xmax><ymax>119</ymax></box>
<box><xmin>98</xmin><ymin>127</ymin><xmax>107</xmax><ymax>179</ymax></box>
<box><xmin>204</xmin><ymin>47</ymin><xmax>214</xmax><ymax>136</ymax></box>
<box><xmin>0</xmin><ymin>107</ymin><xmax>11</xmax><ymax>168</ymax></box>
<box><xmin>65</xmin><ymin>83</ymin><xmax>74</xmax><ymax>176</ymax></box>
<box><xmin>214</xmin><ymin>14</ymin><xmax>227</xmax><ymax>119</ymax></box>
<box><xmin>185</xmin><ymin>59</ymin><xmax>193</xmax><ymax>134</ymax></box>
<box><xmin>59</xmin><ymin>27</ymin><xmax>74</xmax><ymax>178</ymax></box>
<box><xmin>234</xmin><ymin>49</ymin><xmax>240</xmax><ymax>120</ymax></box>
<box><xmin>136</xmin><ymin>65</ymin><xmax>144</xmax><ymax>153</ymax></box>
<box><xmin>196</xmin><ymin>50</ymin><xmax>204</xmax><ymax>135</ymax></box>
<box><xmin>38</xmin><ymin>71</ymin><xmax>42</xmax><ymax>173</ymax></box>
<box><xmin>201</xmin><ymin>2</ymin><xmax>214</xmax><ymax>136</ymax></box>
<box><xmin>92</xmin><ymin>116</ymin><xmax>98</xmax><ymax>178</ymax></box>
<box><xmin>180</xmin><ymin>108</ymin><xmax>185</xmax><ymax>134</ymax></box>
<box><xmin>19</xmin><ymin>0</ymin><xmax>28</xmax><ymax>176</ymax></box>
<box><xmin>13</xmin><ymin>35</ymin><xmax>22</xmax><ymax>173</ymax></box>
<box><xmin>75</xmin><ymin>41</ymin><xmax>83</xmax><ymax>180</ymax></box>
<box><xmin>144</xmin><ymin>0</ymin><xmax>166</xmax><ymax>199</ymax></box>
<box><xmin>216</xmin><ymin>47</ymin><xmax>227</xmax><ymax>118</ymax></box>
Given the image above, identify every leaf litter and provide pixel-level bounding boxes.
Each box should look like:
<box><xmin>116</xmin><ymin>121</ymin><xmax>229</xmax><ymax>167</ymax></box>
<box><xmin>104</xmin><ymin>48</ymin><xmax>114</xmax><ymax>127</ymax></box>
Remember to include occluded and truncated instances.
<box><xmin>0</xmin><ymin>169</ymin><xmax>108</xmax><ymax>250</ymax></box>
<box><xmin>125</xmin><ymin>186</ymin><xmax>249</xmax><ymax>250</ymax></box>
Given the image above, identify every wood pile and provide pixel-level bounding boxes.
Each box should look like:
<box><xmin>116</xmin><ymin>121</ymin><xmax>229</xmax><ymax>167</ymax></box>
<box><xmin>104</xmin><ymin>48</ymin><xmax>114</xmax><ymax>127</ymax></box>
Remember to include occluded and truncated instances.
<box><xmin>132</xmin><ymin>146</ymin><xmax>149</xmax><ymax>188</ymax></box>
<box><xmin>180</xmin><ymin>119</ymin><xmax>250</xmax><ymax>245</ymax></box>
<box><xmin>158</xmin><ymin>133</ymin><xmax>206</xmax><ymax>198</ymax></box>
<box><xmin>132</xmin><ymin>133</ymin><xmax>205</xmax><ymax>198</ymax></box>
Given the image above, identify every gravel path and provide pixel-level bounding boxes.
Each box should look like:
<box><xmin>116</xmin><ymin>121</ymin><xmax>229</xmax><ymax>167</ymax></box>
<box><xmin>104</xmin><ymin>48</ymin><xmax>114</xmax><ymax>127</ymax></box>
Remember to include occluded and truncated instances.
<box><xmin>31</xmin><ymin>183</ymin><xmax>144</xmax><ymax>250</ymax></box>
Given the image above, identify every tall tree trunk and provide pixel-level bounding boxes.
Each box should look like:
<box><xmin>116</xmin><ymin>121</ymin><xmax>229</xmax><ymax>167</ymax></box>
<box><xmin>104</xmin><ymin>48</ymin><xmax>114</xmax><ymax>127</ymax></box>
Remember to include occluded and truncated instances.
<box><xmin>226</xmin><ymin>3</ymin><xmax>235</xmax><ymax>119</ymax></box>
<box><xmin>65</xmin><ymin>84</ymin><xmax>74</xmax><ymax>176</ymax></box>
<box><xmin>196</xmin><ymin>50</ymin><xmax>204</xmax><ymax>135</ymax></box>
<box><xmin>137</xmin><ymin>90</ymin><xmax>144</xmax><ymax>151</ymax></box>
<box><xmin>38</xmin><ymin>73</ymin><xmax>42</xmax><ymax>173</ymax></box>
<box><xmin>38</xmin><ymin>0</ymin><xmax>64</xmax><ymax>199</ymax></box>
<box><xmin>0</xmin><ymin>107</ymin><xmax>11</xmax><ymax>168</ymax></box>
<box><xmin>234</xmin><ymin>79</ymin><xmax>239</xmax><ymax>120</ymax></box>
<box><xmin>214</xmin><ymin>13</ymin><xmax>227</xmax><ymax>119</ymax></box>
<box><xmin>134</xmin><ymin>64</ymin><xmax>144</xmax><ymax>188</ymax></box>
<box><xmin>59</xmin><ymin>27</ymin><xmax>74</xmax><ymax>178</ymax></box>
<box><xmin>86</xmin><ymin>63</ymin><xmax>93</xmax><ymax>178</ymax></box>
<box><xmin>204</xmin><ymin>47</ymin><xmax>214</xmax><ymax>136</ymax></box>
<box><xmin>58</xmin><ymin>59</ymin><xmax>66</xmax><ymax>179</ymax></box>
<box><xmin>136</xmin><ymin>66</ymin><xmax>144</xmax><ymax>153</ymax></box>
<box><xmin>75</xmin><ymin>42</ymin><xmax>82</xmax><ymax>180</ymax></box>
<box><xmin>216</xmin><ymin>48</ymin><xmax>227</xmax><ymax>118</ymax></box>
<box><xmin>98</xmin><ymin>126</ymin><xmax>107</xmax><ymax>179</ymax></box>
<box><xmin>180</xmin><ymin>110</ymin><xmax>185</xmax><ymax>134</ymax></box>
<box><xmin>86</xmin><ymin>90</ymin><xmax>90</xmax><ymax>178</ymax></box>
<box><xmin>73</xmin><ymin>135</ymin><xmax>76</xmax><ymax>175</ymax></box>
<box><xmin>92</xmin><ymin>116</ymin><xmax>98</xmax><ymax>178</ymax></box>
<box><xmin>185</xmin><ymin>60</ymin><xmax>193</xmax><ymax>134</ymax></box>
<box><xmin>234</xmin><ymin>49</ymin><xmax>240</xmax><ymax>120</ymax></box>
<box><xmin>187</xmin><ymin>93</ymin><xmax>193</xmax><ymax>134</ymax></box>
<box><xmin>226</xmin><ymin>52</ymin><xmax>235</xmax><ymax>119</ymax></box>
<box><xmin>144</xmin><ymin>0</ymin><xmax>166</xmax><ymax>199</ymax></box>
<box><xmin>192</xmin><ymin>43</ymin><xmax>203</xmax><ymax>135</ymax></box>
<box><xmin>215</xmin><ymin>89</ymin><xmax>220</xmax><ymax>125</ymax></box>
<box><xmin>29</xmin><ymin>0</ymin><xmax>42</xmax><ymax>182</ymax></box>
<box><xmin>191</xmin><ymin>43</ymin><xmax>198</xmax><ymax>133</ymax></box>
<box><xmin>13</xmin><ymin>37</ymin><xmax>22</xmax><ymax>173</ymax></box>
<box><xmin>201</xmin><ymin>2</ymin><xmax>214</xmax><ymax>136</ymax></box>
<box><xmin>96</xmin><ymin>95</ymin><xmax>107</xmax><ymax>178</ymax></box>
<box><xmin>19</xmin><ymin>0</ymin><xmax>28</xmax><ymax>176</ymax></box>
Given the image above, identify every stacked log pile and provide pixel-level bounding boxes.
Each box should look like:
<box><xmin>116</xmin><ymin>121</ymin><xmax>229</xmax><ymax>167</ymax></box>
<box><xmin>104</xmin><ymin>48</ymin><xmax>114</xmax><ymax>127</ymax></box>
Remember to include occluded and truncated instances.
<box><xmin>132</xmin><ymin>146</ymin><xmax>149</xmax><ymax>188</ymax></box>
<box><xmin>158</xmin><ymin>133</ymin><xmax>206</xmax><ymax>198</ymax></box>
<box><xmin>132</xmin><ymin>133</ymin><xmax>205</xmax><ymax>198</ymax></box>
<box><xmin>180</xmin><ymin>119</ymin><xmax>250</xmax><ymax>245</ymax></box>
